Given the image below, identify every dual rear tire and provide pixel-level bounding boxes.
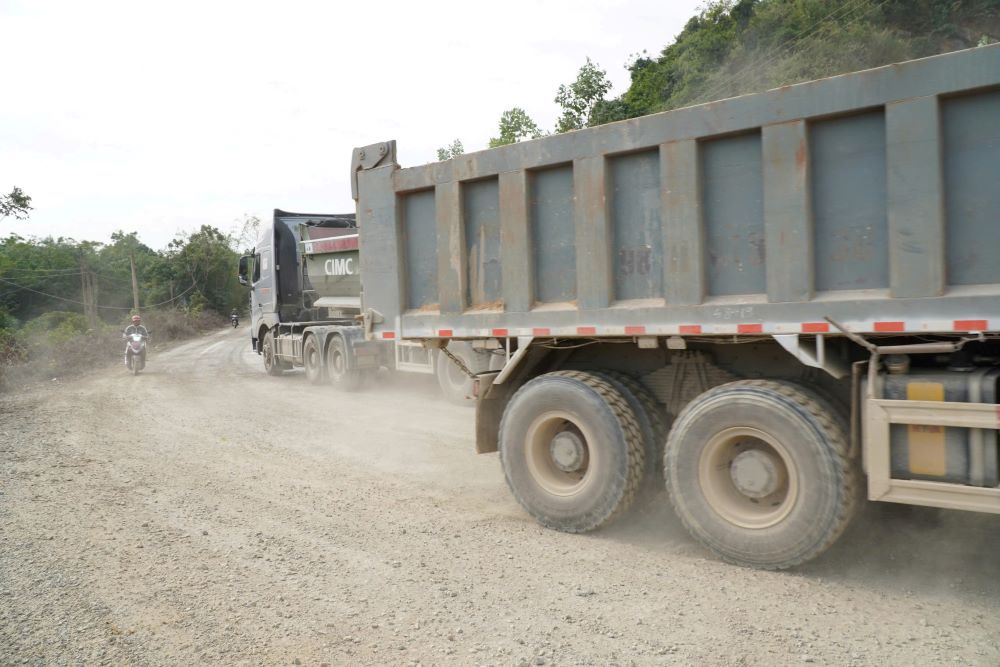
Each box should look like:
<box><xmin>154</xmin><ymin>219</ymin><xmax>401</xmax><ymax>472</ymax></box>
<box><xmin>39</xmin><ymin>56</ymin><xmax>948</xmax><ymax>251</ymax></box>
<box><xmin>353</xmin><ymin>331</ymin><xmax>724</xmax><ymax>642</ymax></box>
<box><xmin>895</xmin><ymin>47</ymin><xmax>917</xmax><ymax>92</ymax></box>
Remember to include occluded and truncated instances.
<box><xmin>664</xmin><ymin>380</ymin><xmax>859</xmax><ymax>569</ymax></box>
<box><xmin>499</xmin><ymin>371</ymin><xmax>647</xmax><ymax>533</ymax></box>
<box><xmin>500</xmin><ymin>373</ymin><xmax>859</xmax><ymax>569</ymax></box>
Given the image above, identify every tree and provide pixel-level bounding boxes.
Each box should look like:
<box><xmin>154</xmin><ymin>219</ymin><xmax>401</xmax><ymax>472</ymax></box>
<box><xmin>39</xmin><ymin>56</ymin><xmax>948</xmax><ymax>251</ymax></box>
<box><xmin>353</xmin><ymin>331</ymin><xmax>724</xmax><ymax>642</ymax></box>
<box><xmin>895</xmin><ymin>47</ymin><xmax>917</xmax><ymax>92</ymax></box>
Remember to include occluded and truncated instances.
<box><xmin>232</xmin><ymin>214</ymin><xmax>261</xmax><ymax>254</ymax></box>
<box><xmin>489</xmin><ymin>107</ymin><xmax>544</xmax><ymax>148</ymax></box>
<box><xmin>168</xmin><ymin>225</ymin><xmax>243</xmax><ymax>314</ymax></box>
<box><xmin>554</xmin><ymin>58</ymin><xmax>613</xmax><ymax>133</ymax></box>
<box><xmin>1</xmin><ymin>188</ymin><xmax>32</xmax><ymax>220</ymax></box>
<box><xmin>436</xmin><ymin>139</ymin><xmax>465</xmax><ymax>161</ymax></box>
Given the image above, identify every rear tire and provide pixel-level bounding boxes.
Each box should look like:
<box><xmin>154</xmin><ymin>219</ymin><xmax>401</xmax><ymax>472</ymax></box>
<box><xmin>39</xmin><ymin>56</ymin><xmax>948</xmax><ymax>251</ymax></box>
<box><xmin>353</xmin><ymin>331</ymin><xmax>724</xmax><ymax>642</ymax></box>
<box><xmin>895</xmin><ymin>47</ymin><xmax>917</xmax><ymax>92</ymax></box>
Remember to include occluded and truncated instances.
<box><xmin>664</xmin><ymin>380</ymin><xmax>859</xmax><ymax>570</ymax></box>
<box><xmin>436</xmin><ymin>343</ymin><xmax>489</xmax><ymax>406</ymax></box>
<box><xmin>303</xmin><ymin>335</ymin><xmax>325</xmax><ymax>385</ymax></box>
<box><xmin>327</xmin><ymin>336</ymin><xmax>362</xmax><ymax>391</ymax></box>
<box><xmin>262</xmin><ymin>330</ymin><xmax>284</xmax><ymax>376</ymax></box>
<box><xmin>499</xmin><ymin>370</ymin><xmax>645</xmax><ymax>533</ymax></box>
<box><xmin>598</xmin><ymin>371</ymin><xmax>669</xmax><ymax>503</ymax></box>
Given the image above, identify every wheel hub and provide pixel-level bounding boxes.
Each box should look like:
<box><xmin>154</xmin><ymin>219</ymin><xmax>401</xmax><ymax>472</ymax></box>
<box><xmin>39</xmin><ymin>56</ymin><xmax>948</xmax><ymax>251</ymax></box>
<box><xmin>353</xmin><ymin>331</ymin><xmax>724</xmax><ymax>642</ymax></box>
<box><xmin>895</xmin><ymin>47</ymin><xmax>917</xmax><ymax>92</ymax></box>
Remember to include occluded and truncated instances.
<box><xmin>729</xmin><ymin>449</ymin><xmax>784</xmax><ymax>499</ymax></box>
<box><xmin>550</xmin><ymin>431</ymin><xmax>587</xmax><ymax>472</ymax></box>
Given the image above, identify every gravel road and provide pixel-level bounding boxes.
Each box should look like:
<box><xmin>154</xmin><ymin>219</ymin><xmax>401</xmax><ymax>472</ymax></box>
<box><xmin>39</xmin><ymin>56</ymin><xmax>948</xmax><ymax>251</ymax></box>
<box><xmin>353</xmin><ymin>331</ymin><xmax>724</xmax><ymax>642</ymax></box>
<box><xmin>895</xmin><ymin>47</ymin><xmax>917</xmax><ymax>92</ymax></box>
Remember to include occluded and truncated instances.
<box><xmin>2</xmin><ymin>327</ymin><xmax>999</xmax><ymax>666</ymax></box>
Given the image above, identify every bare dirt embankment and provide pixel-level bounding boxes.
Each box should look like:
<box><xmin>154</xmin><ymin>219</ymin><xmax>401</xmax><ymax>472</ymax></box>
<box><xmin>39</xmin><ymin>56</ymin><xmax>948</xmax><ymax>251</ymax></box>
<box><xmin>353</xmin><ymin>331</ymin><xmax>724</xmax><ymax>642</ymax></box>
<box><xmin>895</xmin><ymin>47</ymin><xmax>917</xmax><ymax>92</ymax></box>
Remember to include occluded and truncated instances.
<box><xmin>2</xmin><ymin>327</ymin><xmax>999</xmax><ymax>666</ymax></box>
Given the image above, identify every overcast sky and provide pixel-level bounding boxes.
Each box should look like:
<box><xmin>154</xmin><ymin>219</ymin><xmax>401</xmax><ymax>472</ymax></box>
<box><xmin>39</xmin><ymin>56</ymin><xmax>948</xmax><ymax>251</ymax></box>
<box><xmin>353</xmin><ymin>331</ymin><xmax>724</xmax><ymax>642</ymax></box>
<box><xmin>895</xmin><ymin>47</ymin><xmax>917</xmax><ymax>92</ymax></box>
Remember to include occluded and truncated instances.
<box><xmin>1</xmin><ymin>0</ymin><xmax>702</xmax><ymax>250</ymax></box>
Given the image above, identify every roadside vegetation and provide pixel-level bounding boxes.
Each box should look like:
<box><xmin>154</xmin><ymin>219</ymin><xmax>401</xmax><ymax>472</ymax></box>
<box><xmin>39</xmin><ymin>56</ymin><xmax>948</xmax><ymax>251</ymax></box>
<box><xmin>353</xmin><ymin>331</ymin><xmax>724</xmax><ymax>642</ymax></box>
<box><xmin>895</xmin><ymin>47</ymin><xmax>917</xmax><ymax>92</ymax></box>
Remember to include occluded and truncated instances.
<box><xmin>0</xmin><ymin>222</ymin><xmax>253</xmax><ymax>389</ymax></box>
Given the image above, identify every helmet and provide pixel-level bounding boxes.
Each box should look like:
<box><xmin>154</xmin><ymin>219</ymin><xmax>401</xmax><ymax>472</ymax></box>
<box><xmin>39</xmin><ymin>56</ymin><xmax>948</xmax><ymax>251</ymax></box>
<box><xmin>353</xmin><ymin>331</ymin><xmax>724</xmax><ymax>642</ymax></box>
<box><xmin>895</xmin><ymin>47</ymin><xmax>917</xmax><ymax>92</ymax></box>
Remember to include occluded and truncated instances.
<box><xmin>131</xmin><ymin>315</ymin><xmax>141</xmax><ymax>324</ymax></box>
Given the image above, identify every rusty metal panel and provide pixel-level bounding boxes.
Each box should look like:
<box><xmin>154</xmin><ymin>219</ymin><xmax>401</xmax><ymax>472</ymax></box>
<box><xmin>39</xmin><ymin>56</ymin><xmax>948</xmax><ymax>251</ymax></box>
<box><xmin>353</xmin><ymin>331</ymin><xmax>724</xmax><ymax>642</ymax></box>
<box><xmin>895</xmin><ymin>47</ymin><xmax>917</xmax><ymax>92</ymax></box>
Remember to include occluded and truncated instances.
<box><xmin>610</xmin><ymin>150</ymin><xmax>662</xmax><ymax>301</ymax></box>
<box><xmin>530</xmin><ymin>165</ymin><xmax>576</xmax><ymax>305</ymax></box>
<box><xmin>499</xmin><ymin>171</ymin><xmax>532</xmax><ymax>312</ymax></box>
<box><xmin>702</xmin><ymin>132</ymin><xmax>765</xmax><ymax>297</ymax></box>
<box><xmin>463</xmin><ymin>178</ymin><xmax>501</xmax><ymax>308</ymax></box>
<box><xmin>353</xmin><ymin>45</ymin><xmax>1000</xmax><ymax>340</ymax></box>
<box><xmin>943</xmin><ymin>89</ymin><xmax>1000</xmax><ymax>287</ymax></box>
<box><xmin>810</xmin><ymin>110</ymin><xmax>888</xmax><ymax>291</ymax></box>
<box><xmin>436</xmin><ymin>182</ymin><xmax>465</xmax><ymax>314</ymax></box>
<box><xmin>574</xmin><ymin>156</ymin><xmax>612</xmax><ymax>310</ymax></box>
<box><xmin>356</xmin><ymin>164</ymin><xmax>403</xmax><ymax>323</ymax></box>
<box><xmin>763</xmin><ymin>120</ymin><xmax>812</xmax><ymax>302</ymax></box>
<box><xmin>402</xmin><ymin>190</ymin><xmax>437</xmax><ymax>310</ymax></box>
<box><xmin>662</xmin><ymin>140</ymin><xmax>705</xmax><ymax>305</ymax></box>
<box><xmin>887</xmin><ymin>96</ymin><xmax>946</xmax><ymax>298</ymax></box>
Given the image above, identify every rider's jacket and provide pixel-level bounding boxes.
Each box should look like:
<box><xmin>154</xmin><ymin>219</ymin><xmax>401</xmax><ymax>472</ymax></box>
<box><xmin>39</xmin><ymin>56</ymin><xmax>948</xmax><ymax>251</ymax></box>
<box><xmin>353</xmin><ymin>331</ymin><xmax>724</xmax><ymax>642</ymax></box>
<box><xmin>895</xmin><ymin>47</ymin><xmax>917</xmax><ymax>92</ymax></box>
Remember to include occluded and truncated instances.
<box><xmin>124</xmin><ymin>324</ymin><xmax>148</xmax><ymax>338</ymax></box>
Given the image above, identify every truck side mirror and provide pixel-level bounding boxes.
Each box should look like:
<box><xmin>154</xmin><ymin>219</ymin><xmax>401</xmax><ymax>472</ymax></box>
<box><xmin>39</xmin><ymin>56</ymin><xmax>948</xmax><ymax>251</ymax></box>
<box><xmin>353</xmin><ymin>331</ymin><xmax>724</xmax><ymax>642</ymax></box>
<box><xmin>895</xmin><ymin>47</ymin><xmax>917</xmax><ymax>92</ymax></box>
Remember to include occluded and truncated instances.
<box><xmin>238</xmin><ymin>255</ymin><xmax>250</xmax><ymax>286</ymax></box>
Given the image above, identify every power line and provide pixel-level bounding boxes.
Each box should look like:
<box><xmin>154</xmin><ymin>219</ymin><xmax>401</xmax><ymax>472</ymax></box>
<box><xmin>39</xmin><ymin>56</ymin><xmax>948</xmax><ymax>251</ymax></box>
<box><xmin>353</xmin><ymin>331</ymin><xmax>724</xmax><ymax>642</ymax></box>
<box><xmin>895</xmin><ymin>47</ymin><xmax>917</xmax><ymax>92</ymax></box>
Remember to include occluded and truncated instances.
<box><xmin>0</xmin><ymin>276</ymin><xmax>199</xmax><ymax>311</ymax></box>
<box><xmin>0</xmin><ymin>266</ymin><xmax>83</xmax><ymax>276</ymax></box>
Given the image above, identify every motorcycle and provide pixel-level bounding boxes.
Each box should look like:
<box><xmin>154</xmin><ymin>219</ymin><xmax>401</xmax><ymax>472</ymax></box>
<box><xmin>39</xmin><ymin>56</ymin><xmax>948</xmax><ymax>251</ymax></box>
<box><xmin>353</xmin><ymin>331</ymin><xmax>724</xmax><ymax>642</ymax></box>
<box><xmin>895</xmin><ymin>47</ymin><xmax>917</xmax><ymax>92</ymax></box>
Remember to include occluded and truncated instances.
<box><xmin>231</xmin><ymin>314</ymin><xmax>239</xmax><ymax>328</ymax></box>
<box><xmin>125</xmin><ymin>332</ymin><xmax>147</xmax><ymax>375</ymax></box>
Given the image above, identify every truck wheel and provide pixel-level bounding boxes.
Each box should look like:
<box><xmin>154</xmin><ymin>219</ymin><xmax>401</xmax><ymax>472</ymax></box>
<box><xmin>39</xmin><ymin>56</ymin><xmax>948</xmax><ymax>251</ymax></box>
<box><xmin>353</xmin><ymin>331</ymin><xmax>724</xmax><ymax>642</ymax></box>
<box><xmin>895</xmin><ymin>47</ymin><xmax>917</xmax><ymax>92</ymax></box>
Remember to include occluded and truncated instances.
<box><xmin>664</xmin><ymin>380</ymin><xmax>859</xmax><ymax>570</ymax></box>
<box><xmin>436</xmin><ymin>343</ymin><xmax>488</xmax><ymax>406</ymax></box>
<box><xmin>262</xmin><ymin>330</ymin><xmax>284</xmax><ymax>376</ymax></box>
<box><xmin>303</xmin><ymin>335</ymin><xmax>325</xmax><ymax>384</ymax></box>
<box><xmin>598</xmin><ymin>371</ymin><xmax>670</xmax><ymax>503</ymax></box>
<box><xmin>499</xmin><ymin>370</ymin><xmax>645</xmax><ymax>533</ymax></box>
<box><xmin>327</xmin><ymin>335</ymin><xmax>362</xmax><ymax>391</ymax></box>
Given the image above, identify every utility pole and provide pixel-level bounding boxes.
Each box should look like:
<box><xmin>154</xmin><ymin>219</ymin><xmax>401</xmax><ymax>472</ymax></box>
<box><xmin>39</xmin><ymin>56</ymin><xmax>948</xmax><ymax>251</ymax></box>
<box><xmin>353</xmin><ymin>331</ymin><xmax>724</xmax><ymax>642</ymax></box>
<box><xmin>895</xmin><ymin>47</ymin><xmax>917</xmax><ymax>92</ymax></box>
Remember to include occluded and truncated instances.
<box><xmin>79</xmin><ymin>254</ymin><xmax>98</xmax><ymax>327</ymax></box>
<box><xmin>129</xmin><ymin>250</ymin><xmax>141</xmax><ymax>312</ymax></box>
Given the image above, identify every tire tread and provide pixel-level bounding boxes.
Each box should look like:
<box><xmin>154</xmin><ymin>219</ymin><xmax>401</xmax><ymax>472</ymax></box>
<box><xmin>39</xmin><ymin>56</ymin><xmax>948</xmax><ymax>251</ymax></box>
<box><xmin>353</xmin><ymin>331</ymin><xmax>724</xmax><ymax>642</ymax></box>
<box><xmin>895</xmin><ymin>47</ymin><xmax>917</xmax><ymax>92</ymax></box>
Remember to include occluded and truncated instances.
<box><xmin>499</xmin><ymin>370</ymin><xmax>645</xmax><ymax>532</ymax></box>
<box><xmin>665</xmin><ymin>379</ymin><xmax>860</xmax><ymax>570</ymax></box>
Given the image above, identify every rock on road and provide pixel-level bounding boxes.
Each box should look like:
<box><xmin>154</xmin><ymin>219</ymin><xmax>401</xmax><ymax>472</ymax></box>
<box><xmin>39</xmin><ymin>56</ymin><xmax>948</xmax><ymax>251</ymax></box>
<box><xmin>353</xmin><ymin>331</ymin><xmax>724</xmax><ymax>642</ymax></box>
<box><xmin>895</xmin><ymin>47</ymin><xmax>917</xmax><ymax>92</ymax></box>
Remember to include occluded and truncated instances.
<box><xmin>1</xmin><ymin>327</ymin><xmax>999</xmax><ymax>666</ymax></box>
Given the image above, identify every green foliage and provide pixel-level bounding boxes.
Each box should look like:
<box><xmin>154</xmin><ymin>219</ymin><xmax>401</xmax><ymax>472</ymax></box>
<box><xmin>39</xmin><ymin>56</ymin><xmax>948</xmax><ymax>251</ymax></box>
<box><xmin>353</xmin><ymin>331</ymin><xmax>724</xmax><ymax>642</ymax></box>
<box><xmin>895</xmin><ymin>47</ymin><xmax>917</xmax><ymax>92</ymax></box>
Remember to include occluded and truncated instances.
<box><xmin>554</xmin><ymin>58</ymin><xmax>613</xmax><ymax>133</ymax></box>
<box><xmin>166</xmin><ymin>225</ymin><xmax>244</xmax><ymax>315</ymax></box>
<box><xmin>20</xmin><ymin>311</ymin><xmax>90</xmax><ymax>344</ymax></box>
<box><xmin>489</xmin><ymin>107</ymin><xmax>544</xmax><ymax>148</ymax></box>
<box><xmin>0</xmin><ymin>224</ymin><xmax>244</xmax><ymax>327</ymax></box>
<box><xmin>436</xmin><ymin>139</ymin><xmax>465</xmax><ymax>161</ymax></box>
<box><xmin>594</xmin><ymin>0</ymin><xmax>1000</xmax><ymax>123</ymax></box>
<box><xmin>0</xmin><ymin>187</ymin><xmax>32</xmax><ymax>220</ymax></box>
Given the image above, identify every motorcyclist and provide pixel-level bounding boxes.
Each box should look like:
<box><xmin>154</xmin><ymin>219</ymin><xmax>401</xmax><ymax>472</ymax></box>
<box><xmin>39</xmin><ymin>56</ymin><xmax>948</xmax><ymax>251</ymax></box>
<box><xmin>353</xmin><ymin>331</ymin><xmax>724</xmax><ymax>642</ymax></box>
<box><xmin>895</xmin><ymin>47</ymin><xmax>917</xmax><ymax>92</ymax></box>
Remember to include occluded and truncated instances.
<box><xmin>123</xmin><ymin>314</ymin><xmax>149</xmax><ymax>367</ymax></box>
<box><xmin>231</xmin><ymin>308</ymin><xmax>238</xmax><ymax>320</ymax></box>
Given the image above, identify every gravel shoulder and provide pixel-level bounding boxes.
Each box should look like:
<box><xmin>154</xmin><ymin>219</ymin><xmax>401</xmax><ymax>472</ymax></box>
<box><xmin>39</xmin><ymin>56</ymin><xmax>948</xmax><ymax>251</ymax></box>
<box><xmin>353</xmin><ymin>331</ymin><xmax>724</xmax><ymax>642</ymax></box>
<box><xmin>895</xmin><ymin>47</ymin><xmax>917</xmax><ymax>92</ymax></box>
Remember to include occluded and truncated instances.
<box><xmin>2</xmin><ymin>327</ymin><xmax>999</xmax><ymax>666</ymax></box>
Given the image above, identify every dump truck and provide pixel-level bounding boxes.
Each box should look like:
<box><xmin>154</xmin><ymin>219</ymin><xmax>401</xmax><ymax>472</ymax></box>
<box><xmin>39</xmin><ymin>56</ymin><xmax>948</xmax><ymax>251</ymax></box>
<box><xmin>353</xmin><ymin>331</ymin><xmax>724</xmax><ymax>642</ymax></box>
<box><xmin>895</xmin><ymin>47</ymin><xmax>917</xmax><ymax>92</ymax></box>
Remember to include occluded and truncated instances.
<box><xmin>351</xmin><ymin>44</ymin><xmax>1000</xmax><ymax>569</ymax></box>
<box><xmin>237</xmin><ymin>209</ymin><xmax>497</xmax><ymax>402</ymax></box>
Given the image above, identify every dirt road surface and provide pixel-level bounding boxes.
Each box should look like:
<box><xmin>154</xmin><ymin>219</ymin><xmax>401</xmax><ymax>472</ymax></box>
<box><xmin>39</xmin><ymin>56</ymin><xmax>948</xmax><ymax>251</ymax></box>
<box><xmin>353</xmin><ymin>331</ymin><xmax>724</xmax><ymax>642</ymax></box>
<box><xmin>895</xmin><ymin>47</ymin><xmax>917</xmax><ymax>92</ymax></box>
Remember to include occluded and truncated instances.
<box><xmin>2</xmin><ymin>327</ymin><xmax>999</xmax><ymax>666</ymax></box>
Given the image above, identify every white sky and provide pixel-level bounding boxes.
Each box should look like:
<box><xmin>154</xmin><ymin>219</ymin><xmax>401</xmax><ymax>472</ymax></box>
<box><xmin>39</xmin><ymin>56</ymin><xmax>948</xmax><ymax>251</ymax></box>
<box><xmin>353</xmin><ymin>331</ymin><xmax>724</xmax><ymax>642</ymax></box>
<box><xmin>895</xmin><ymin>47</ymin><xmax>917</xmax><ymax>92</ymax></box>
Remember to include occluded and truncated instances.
<box><xmin>0</xmin><ymin>0</ymin><xmax>702</xmax><ymax>250</ymax></box>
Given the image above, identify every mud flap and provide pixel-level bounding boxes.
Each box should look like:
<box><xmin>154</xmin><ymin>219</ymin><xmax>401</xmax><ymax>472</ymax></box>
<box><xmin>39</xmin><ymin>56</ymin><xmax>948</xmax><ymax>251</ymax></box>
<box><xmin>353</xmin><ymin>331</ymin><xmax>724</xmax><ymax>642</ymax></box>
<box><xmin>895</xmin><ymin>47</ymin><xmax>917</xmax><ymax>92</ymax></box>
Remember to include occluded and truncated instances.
<box><xmin>475</xmin><ymin>371</ymin><xmax>504</xmax><ymax>454</ymax></box>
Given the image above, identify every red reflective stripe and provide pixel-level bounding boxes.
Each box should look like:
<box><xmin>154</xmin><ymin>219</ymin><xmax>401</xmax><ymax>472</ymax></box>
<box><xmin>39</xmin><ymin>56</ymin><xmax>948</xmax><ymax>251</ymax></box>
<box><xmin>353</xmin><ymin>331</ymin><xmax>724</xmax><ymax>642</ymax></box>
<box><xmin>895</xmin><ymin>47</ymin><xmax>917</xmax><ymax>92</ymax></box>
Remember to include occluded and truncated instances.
<box><xmin>381</xmin><ymin>331</ymin><xmax>396</xmax><ymax>339</ymax></box>
<box><xmin>679</xmin><ymin>325</ymin><xmax>701</xmax><ymax>335</ymax></box>
<box><xmin>491</xmin><ymin>328</ymin><xmax>508</xmax><ymax>337</ymax></box>
<box><xmin>954</xmin><ymin>319</ymin><xmax>987</xmax><ymax>331</ymax></box>
<box><xmin>624</xmin><ymin>325</ymin><xmax>646</xmax><ymax>335</ymax></box>
<box><xmin>306</xmin><ymin>236</ymin><xmax>359</xmax><ymax>254</ymax></box>
<box><xmin>438</xmin><ymin>329</ymin><xmax>453</xmax><ymax>337</ymax></box>
<box><xmin>577</xmin><ymin>326</ymin><xmax>597</xmax><ymax>335</ymax></box>
<box><xmin>532</xmin><ymin>327</ymin><xmax>551</xmax><ymax>336</ymax></box>
<box><xmin>874</xmin><ymin>321</ymin><xmax>905</xmax><ymax>332</ymax></box>
<box><xmin>996</xmin><ymin>405</ymin><xmax>1000</xmax><ymax>429</ymax></box>
<box><xmin>802</xmin><ymin>322</ymin><xmax>829</xmax><ymax>333</ymax></box>
<box><xmin>737</xmin><ymin>323</ymin><xmax>762</xmax><ymax>334</ymax></box>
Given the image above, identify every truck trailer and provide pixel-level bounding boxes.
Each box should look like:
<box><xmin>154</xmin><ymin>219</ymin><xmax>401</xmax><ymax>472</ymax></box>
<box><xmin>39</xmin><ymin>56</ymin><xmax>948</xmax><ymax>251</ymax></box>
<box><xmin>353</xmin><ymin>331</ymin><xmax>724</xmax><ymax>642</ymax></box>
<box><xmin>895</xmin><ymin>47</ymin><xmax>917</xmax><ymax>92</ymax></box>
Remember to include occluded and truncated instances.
<box><xmin>238</xmin><ymin>209</ymin><xmax>497</xmax><ymax>403</ymax></box>
<box><xmin>351</xmin><ymin>44</ymin><xmax>1000</xmax><ymax>569</ymax></box>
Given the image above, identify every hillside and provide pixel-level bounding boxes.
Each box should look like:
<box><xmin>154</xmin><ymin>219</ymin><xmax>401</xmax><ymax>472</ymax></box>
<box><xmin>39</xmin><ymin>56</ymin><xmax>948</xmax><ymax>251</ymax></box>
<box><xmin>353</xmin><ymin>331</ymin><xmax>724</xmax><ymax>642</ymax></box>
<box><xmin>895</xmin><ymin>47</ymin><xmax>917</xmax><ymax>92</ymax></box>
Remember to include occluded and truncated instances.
<box><xmin>591</xmin><ymin>0</ymin><xmax>1000</xmax><ymax>125</ymax></box>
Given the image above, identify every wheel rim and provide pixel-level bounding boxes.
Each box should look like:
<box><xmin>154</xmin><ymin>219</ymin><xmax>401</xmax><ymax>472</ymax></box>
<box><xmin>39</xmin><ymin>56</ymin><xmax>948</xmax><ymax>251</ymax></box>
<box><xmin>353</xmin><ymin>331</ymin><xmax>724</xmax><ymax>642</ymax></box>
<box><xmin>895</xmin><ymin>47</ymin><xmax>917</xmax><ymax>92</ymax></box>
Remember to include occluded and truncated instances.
<box><xmin>263</xmin><ymin>337</ymin><xmax>273</xmax><ymax>371</ymax></box>
<box><xmin>524</xmin><ymin>410</ymin><xmax>597</xmax><ymax>497</ymax></box>
<box><xmin>305</xmin><ymin>342</ymin><xmax>318</xmax><ymax>379</ymax></box>
<box><xmin>698</xmin><ymin>427</ymin><xmax>798</xmax><ymax>529</ymax></box>
<box><xmin>328</xmin><ymin>344</ymin><xmax>345</xmax><ymax>381</ymax></box>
